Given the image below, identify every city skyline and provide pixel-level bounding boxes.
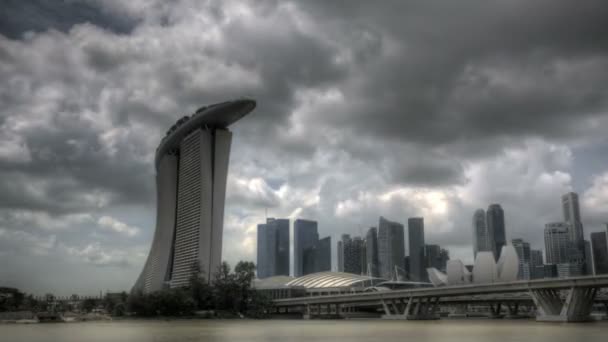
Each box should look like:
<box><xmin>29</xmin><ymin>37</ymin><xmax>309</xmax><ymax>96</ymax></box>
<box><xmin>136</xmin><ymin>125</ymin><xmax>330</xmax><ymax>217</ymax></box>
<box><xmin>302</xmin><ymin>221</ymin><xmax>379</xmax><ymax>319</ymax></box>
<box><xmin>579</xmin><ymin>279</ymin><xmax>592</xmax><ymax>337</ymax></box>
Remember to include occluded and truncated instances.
<box><xmin>256</xmin><ymin>190</ymin><xmax>603</xmax><ymax>283</ymax></box>
<box><xmin>2</xmin><ymin>1</ymin><xmax>608</xmax><ymax>296</ymax></box>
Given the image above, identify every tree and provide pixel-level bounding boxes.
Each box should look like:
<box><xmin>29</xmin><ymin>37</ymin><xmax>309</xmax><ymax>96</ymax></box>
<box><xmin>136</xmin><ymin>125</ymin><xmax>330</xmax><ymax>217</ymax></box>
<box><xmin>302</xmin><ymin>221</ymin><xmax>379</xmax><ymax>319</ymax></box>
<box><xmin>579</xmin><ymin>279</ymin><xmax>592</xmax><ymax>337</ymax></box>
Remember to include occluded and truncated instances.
<box><xmin>113</xmin><ymin>303</ymin><xmax>126</xmax><ymax>317</ymax></box>
<box><xmin>212</xmin><ymin>262</ymin><xmax>239</xmax><ymax>311</ymax></box>
<box><xmin>234</xmin><ymin>261</ymin><xmax>256</xmax><ymax>288</ymax></box>
<box><xmin>234</xmin><ymin>261</ymin><xmax>256</xmax><ymax>312</ymax></box>
<box><xmin>246</xmin><ymin>291</ymin><xmax>273</xmax><ymax>318</ymax></box>
<box><xmin>0</xmin><ymin>287</ymin><xmax>25</xmax><ymax>311</ymax></box>
<box><xmin>189</xmin><ymin>274</ymin><xmax>213</xmax><ymax>310</ymax></box>
<box><xmin>128</xmin><ymin>290</ymin><xmax>156</xmax><ymax>316</ymax></box>
<box><xmin>82</xmin><ymin>298</ymin><xmax>98</xmax><ymax>313</ymax></box>
<box><xmin>127</xmin><ymin>260</ymin><xmax>273</xmax><ymax>318</ymax></box>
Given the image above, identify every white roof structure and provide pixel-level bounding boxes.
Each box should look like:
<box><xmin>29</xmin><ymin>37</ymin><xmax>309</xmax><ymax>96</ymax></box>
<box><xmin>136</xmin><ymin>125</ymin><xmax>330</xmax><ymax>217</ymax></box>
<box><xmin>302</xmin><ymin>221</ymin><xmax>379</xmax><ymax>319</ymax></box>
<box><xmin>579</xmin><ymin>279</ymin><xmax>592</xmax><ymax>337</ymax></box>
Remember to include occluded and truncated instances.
<box><xmin>427</xmin><ymin>268</ymin><xmax>448</xmax><ymax>286</ymax></box>
<box><xmin>427</xmin><ymin>245</ymin><xmax>520</xmax><ymax>287</ymax></box>
<box><xmin>285</xmin><ymin>272</ymin><xmax>382</xmax><ymax>289</ymax></box>
<box><xmin>253</xmin><ymin>276</ymin><xmax>295</xmax><ymax>290</ymax></box>
<box><xmin>473</xmin><ymin>252</ymin><xmax>497</xmax><ymax>284</ymax></box>
<box><xmin>446</xmin><ymin>260</ymin><xmax>471</xmax><ymax>285</ymax></box>
<box><xmin>496</xmin><ymin>245</ymin><xmax>519</xmax><ymax>282</ymax></box>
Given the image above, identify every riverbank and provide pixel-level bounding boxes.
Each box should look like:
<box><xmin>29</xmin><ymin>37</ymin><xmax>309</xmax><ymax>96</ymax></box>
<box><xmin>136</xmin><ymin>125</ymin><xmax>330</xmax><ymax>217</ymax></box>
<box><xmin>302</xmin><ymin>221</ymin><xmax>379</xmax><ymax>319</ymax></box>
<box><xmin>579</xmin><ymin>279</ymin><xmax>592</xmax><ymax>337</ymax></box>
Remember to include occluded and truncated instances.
<box><xmin>0</xmin><ymin>310</ymin><xmax>263</xmax><ymax>324</ymax></box>
<box><xmin>0</xmin><ymin>311</ymin><xmax>113</xmax><ymax>324</ymax></box>
<box><xmin>2</xmin><ymin>319</ymin><xmax>608</xmax><ymax>342</ymax></box>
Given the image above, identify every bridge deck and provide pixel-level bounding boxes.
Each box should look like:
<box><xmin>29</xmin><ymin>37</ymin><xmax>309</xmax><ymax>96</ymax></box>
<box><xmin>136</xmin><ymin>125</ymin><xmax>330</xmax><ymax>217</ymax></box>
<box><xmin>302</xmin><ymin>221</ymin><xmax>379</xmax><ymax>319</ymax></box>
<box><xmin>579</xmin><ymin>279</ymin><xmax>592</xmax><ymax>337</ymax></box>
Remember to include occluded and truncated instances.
<box><xmin>273</xmin><ymin>275</ymin><xmax>608</xmax><ymax>307</ymax></box>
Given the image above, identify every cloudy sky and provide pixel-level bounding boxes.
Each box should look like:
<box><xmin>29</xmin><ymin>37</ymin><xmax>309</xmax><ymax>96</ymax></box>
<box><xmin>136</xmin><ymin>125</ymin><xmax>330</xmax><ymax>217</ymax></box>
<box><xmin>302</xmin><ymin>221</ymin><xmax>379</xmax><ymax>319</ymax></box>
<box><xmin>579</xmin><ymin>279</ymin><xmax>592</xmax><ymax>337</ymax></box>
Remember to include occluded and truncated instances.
<box><xmin>1</xmin><ymin>0</ymin><xmax>608</xmax><ymax>296</ymax></box>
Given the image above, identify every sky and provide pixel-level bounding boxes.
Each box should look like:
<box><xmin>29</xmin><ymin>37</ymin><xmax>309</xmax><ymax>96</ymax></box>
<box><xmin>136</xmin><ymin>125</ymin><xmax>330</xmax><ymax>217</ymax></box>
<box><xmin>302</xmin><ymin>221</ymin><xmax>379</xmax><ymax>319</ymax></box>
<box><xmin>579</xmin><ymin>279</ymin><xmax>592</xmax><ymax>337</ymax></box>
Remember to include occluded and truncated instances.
<box><xmin>1</xmin><ymin>0</ymin><xmax>608</xmax><ymax>296</ymax></box>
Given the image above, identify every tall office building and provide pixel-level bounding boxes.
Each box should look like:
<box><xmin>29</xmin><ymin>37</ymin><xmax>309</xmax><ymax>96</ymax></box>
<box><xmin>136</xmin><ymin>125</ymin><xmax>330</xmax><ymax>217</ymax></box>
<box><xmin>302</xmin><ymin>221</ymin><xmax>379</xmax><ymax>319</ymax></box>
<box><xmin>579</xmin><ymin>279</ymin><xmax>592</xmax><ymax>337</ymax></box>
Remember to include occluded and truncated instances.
<box><xmin>257</xmin><ymin>222</ymin><xmax>276</xmax><ymax>279</ymax></box>
<box><xmin>424</xmin><ymin>244</ymin><xmax>449</xmax><ymax>273</ymax></box>
<box><xmin>338</xmin><ymin>234</ymin><xmax>352</xmax><ymax>272</ymax></box>
<box><xmin>133</xmin><ymin>100</ymin><xmax>256</xmax><ymax>293</ymax></box>
<box><xmin>562</xmin><ymin>192</ymin><xmax>586</xmax><ymax>272</ymax></box>
<box><xmin>360</xmin><ymin>238</ymin><xmax>368</xmax><ymax>275</ymax></box>
<box><xmin>438</xmin><ymin>249</ymin><xmax>450</xmax><ymax>273</ymax></box>
<box><xmin>315</xmin><ymin>236</ymin><xmax>332</xmax><ymax>273</ymax></box>
<box><xmin>340</xmin><ymin>234</ymin><xmax>351</xmax><ymax>272</ymax></box>
<box><xmin>337</xmin><ymin>240</ymin><xmax>344</xmax><ymax>272</ymax></box>
<box><xmin>486</xmin><ymin>204</ymin><xmax>506</xmax><ymax>260</ymax></box>
<box><xmin>378</xmin><ymin>216</ymin><xmax>405</xmax><ymax>280</ymax></box>
<box><xmin>512</xmin><ymin>238</ymin><xmax>531</xmax><ymax>280</ymax></box>
<box><xmin>256</xmin><ymin>218</ymin><xmax>290</xmax><ymax>278</ymax></box>
<box><xmin>408</xmin><ymin>217</ymin><xmax>426</xmax><ymax>282</ymax></box>
<box><xmin>562</xmin><ymin>192</ymin><xmax>584</xmax><ymax>243</ymax></box>
<box><xmin>591</xmin><ymin>229</ymin><xmax>608</xmax><ymax>275</ymax></box>
<box><xmin>302</xmin><ymin>236</ymin><xmax>331</xmax><ymax>275</ymax></box>
<box><xmin>365</xmin><ymin>227</ymin><xmax>380</xmax><ymax>277</ymax></box>
<box><xmin>530</xmin><ymin>249</ymin><xmax>543</xmax><ymax>266</ymax></box>
<box><xmin>343</xmin><ymin>236</ymin><xmax>365</xmax><ymax>275</ymax></box>
<box><xmin>584</xmin><ymin>240</ymin><xmax>593</xmax><ymax>275</ymax></box>
<box><xmin>529</xmin><ymin>249</ymin><xmax>544</xmax><ymax>279</ymax></box>
<box><xmin>294</xmin><ymin>219</ymin><xmax>319</xmax><ymax>277</ymax></box>
<box><xmin>473</xmin><ymin>209</ymin><xmax>493</xmax><ymax>258</ymax></box>
<box><xmin>544</xmin><ymin>222</ymin><xmax>571</xmax><ymax>265</ymax></box>
<box><xmin>272</xmin><ymin>218</ymin><xmax>290</xmax><ymax>276</ymax></box>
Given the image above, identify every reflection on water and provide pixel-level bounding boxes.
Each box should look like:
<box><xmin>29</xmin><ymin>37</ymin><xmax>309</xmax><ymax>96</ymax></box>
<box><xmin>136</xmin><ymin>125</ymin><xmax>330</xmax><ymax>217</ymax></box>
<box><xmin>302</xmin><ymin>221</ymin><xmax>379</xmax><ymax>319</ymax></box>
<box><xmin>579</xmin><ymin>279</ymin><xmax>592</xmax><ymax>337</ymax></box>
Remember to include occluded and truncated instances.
<box><xmin>2</xmin><ymin>319</ymin><xmax>608</xmax><ymax>342</ymax></box>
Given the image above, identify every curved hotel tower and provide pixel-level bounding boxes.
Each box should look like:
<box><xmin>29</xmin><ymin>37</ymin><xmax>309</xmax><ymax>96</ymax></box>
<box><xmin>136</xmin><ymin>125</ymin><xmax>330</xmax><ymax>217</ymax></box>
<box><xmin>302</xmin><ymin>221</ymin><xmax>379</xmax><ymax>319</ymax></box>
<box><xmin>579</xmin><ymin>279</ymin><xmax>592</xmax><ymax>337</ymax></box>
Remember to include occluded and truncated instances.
<box><xmin>133</xmin><ymin>99</ymin><xmax>256</xmax><ymax>294</ymax></box>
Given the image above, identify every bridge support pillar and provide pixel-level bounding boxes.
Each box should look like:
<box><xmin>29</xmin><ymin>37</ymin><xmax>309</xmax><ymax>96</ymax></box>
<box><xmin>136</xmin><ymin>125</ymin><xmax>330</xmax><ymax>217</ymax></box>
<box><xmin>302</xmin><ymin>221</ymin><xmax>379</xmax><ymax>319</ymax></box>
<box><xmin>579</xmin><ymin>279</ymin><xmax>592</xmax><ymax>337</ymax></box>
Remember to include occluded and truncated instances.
<box><xmin>448</xmin><ymin>304</ymin><xmax>468</xmax><ymax>318</ymax></box>
<box><xmin>530</xmin><ymin>287</ymin><xmax>598</xmax><ymax>322</ymax></box>
<box><xmin>381</xmin><ymin>297</ymin><xmax>440</xmax><ymax>320</ymax></box>
<box><xmin>303</xmin><ymin>304</ymin><xmax>311</xmax><ymax>320</ymax></box>
<box><xmin>489</xmin><ymin>302</ymin><xmax>503</xmax><ymax>318</ymax></box>
<box><xmin>504</xmin><ymin>303</ymin><xmax>524</xmax><ymax>318</ymax></box>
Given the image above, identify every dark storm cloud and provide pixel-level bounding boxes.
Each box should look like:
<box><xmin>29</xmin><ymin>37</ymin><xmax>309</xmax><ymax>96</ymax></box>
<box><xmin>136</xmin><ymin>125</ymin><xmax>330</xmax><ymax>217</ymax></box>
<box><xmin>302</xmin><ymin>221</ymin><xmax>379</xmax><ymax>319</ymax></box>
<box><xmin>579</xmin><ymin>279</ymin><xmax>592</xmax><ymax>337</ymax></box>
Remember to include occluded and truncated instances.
<box><xmin>297</xmin><ymin>0</ymin><xmax>608</xmax><ymax>151</ymax></box>
<box><xmin>1</xmin><ymin>0</ymin><xmax>608</xmax><ymax>293</ymax></box>
<box><xmin>0</xmin><ymin>0</ymin><xmax>139</xmax><ymax>40</ymax></box>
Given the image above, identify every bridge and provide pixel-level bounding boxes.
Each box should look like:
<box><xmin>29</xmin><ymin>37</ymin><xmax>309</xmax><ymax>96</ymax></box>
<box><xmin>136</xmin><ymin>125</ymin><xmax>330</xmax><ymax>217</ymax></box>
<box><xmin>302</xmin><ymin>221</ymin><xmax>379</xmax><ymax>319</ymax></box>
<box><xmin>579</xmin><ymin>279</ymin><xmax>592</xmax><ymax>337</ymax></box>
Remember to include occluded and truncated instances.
<box><xmin>273</xmin><ymin>274</ymin><xmax>608</xmax><ymax>322</ymax></box>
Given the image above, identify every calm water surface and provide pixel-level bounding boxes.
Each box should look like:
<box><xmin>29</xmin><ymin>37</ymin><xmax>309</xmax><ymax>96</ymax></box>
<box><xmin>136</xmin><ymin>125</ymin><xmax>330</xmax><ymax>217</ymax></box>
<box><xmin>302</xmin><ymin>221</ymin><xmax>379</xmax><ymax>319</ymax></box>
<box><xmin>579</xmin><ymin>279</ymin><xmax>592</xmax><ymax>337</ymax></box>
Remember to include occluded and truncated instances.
<box><xmin>3</xmin><ymin>319</ymin><xmax>608</xmax><ymax>342</ymax></box>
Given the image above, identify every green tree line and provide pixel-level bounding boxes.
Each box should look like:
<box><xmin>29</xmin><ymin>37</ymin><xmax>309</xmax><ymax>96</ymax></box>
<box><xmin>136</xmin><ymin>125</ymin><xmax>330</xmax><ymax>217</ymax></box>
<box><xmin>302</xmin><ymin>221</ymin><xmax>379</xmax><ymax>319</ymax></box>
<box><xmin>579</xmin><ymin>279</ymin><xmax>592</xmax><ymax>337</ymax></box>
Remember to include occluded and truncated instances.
<box><xmin>128</xmin><ymin>261</ymin><xmax>272</xmax><ymax>318</ymax></box>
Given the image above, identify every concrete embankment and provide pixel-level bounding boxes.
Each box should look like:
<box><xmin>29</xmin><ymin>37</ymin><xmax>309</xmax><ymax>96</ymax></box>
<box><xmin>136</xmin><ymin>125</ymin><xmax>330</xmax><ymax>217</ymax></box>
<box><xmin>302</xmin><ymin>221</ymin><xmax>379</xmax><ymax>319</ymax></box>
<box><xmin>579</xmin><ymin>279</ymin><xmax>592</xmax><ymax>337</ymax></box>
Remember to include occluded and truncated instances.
<box><xmin>0</xmin><ymin>311</ymin><xmax>38</xmax><ymax>323</ymax></box>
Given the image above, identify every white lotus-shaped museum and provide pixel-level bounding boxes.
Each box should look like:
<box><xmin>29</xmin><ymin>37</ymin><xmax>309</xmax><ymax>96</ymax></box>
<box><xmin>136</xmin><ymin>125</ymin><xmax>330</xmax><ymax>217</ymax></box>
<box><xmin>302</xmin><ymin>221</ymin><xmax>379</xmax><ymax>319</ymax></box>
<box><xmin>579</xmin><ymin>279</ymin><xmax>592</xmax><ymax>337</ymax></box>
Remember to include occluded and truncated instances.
<box><xmin>427</xmin><ymin>245</ymin><xmax>519</xmax><ymax>286</ymax></box>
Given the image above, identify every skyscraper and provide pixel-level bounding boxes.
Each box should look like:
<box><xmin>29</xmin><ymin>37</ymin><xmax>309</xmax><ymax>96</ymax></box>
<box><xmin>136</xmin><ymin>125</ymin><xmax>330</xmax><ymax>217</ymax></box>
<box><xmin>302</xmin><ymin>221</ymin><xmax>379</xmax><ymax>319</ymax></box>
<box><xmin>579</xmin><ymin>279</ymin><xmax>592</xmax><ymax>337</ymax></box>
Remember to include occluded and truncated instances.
<box><xmin>365</xmin><ymin>227</ymin><xmax>379</xmax><ymax>277</ymax></box>
<box><xmin>530</xmin><ymin>249</ymin><xmax>543</xmax><ymax>266</ymax></box>
<box><xmin>302</xmin><ymin>236</ymin><xmax>332</xmax><ymax>275</ymax></box>
<box><xmin>378</xmin><ymin>216</ymin><xmax>405</xmax><ymax>280</ymax></box>
<box><xmin>343</xmin><ymin>236</ymin><xmax>365</xmax><ymax>275</ymax></box>
<box><xmin>591</xmin><ymin>230</ymin><xmax>608</xmax><ymax>275</ymax></box>
<box><xmin>424</xmin><ymin>244</ymin><xmax>449</xmax><ymax>273</ymax></box>
<box><xmin>584</xmin><ymin>240</ymin><xmax>593</xmax><ymax>275</ymax></box>
<box><xmin>530</xmin><ymin>249</ymin><xmax>545</xmax><ymax>279</ymax></box>
<box><xmin>360</xmin><ymin>238</ymin><xmax>368</xmax><ymax>275</ymax></box>
<box><xmin>486</xmin><ymin>204</ymin><xmax>506</xmax><ymax>260</ymax></box>
<box><xmin>133</xmin><ymin>99</ymin><xmax>256</xmax><ymax>294</ymax></box>
<box><xmin>544</xmin><ymin>222</ymin><xmax>571</xmax><ymax>265</ymax></box>
<box><xmin>562</xmin><ymin>192</ymin><xmax>584</xmax><ymax>242</ymax></box>
<box><xmin>408</xmin><ymin>217</ymin><xmax>426</xmax><ymax>282</ymax></box>
<box><xmin>545</xmin><ymin>222</ymin><xmax>584</xmax><ymax>278</ymax></box>
<box><xmin>315</xmin><ymin>236</ymin><xmax>332</xmax><ymax>273</ymax></box>
<box><xmin>512</xmin><ymin>238</ymin><xmax>531</xmax><ymax>280</ymax></box>
<box><xmin>272</xmin><ymin>218</ymin><xmax>290</xmax><ymax>276</ymax></box>
<box><xmin>561</xmin><ymin>192</ymin><xmax>586</xmax><ymax>271</ymax></box>
<box><xmin>256</xmin><ymin>218</ymin><xmax>290</xmax><ymax>278</ymax></box>
<box><xmin>256</xmin><ymin>222</ymin><xmax>276</xmax><ymax>279</ymax></box>
<box><xmin>472</xmin><ymin>209</ymin><xmax>493</xmax><ymax>258</ymax></box>
<box><xmin>338</xmin><ymin>234</ymin><xmax>352</xmax><ymax>272</ymax></box>
<box><xmin>438</xmin><ymin>248</ymin><xmax>450</xmax><ymax>273</ymax></box>
<box><xmin>294</xmin><ymin>219</ymin><xmax>319</xmax><ymax>277</ymax></box>
<box><xmin>337</xmin><ymin>240</ymin><xmax>344</xmax><ymax>272</ymax></box>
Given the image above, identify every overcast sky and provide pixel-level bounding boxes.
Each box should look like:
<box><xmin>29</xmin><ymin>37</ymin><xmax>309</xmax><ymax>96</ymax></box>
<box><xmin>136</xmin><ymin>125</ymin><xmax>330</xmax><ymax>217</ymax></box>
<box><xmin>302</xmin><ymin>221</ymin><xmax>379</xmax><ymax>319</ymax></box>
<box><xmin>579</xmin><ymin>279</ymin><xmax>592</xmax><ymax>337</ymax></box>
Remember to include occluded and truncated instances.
<box><xmin>1</xmin><ymin>0</ymin><xmax>608</xmax><ymax>296</ymax></box>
